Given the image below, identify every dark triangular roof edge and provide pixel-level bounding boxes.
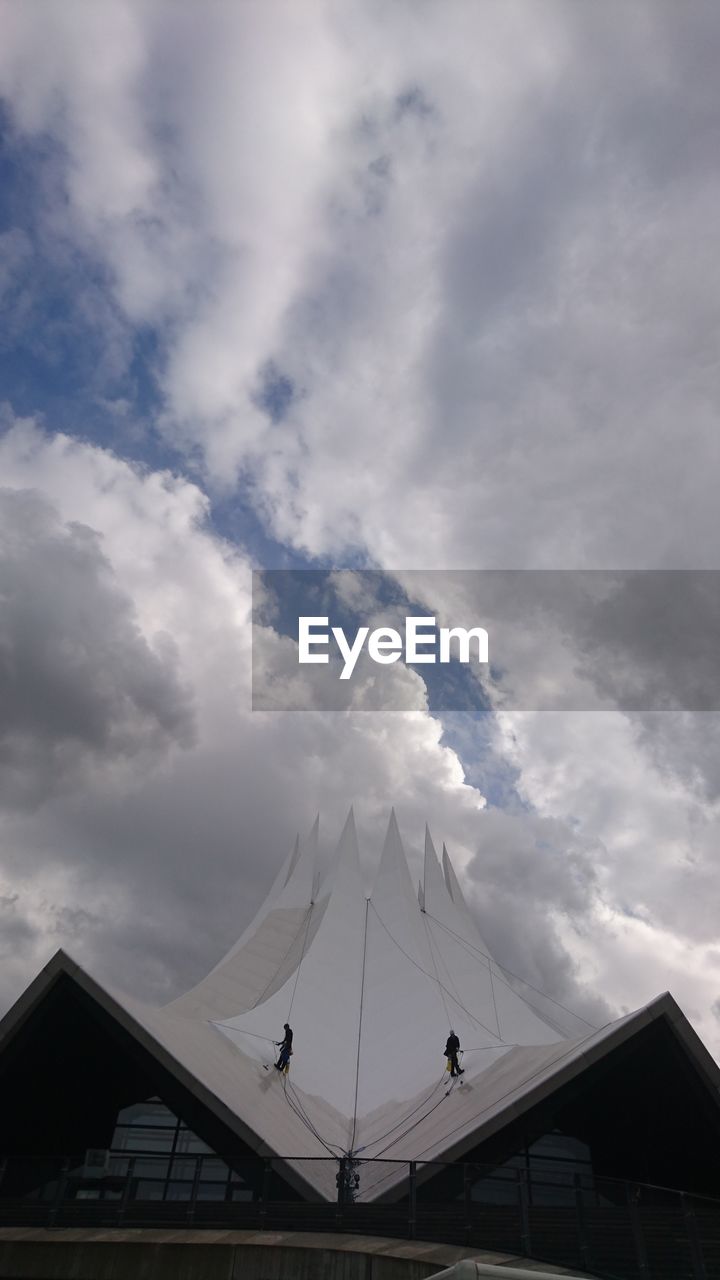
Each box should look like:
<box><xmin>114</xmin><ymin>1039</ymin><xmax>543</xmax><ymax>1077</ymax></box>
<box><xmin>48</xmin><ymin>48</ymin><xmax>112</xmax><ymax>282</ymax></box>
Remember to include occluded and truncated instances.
<box><xmin>0</xmin><ymin>948</ymin><xmax>77</xmax><ymax>1047</ymax></box>
<box><xmin>0</xmin><ymin>950</ymin><xmax>322</xmax><ymax>1202</ymax></box>
<box><xmin>3</xmin><ymin>956</ymin><xmax>719</xmax><ymax>1206</ymax></box>
<box><xmin>382</xmin><ymin>991</ymin><xmax>720</xmax><ymax>1184</ymax></box>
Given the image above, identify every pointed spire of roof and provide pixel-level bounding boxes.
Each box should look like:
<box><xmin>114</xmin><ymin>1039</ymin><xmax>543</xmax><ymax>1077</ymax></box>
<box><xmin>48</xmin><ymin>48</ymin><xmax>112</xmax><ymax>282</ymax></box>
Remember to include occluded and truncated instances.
<box><xmin>334</xmin><ymin>805</ymin><xmax>365</xmax><ymax>892</ymax></box>
<box><xmin>369</xmin><ymin>808</ymin><xmax>434</xmax><ymax>970</ymax></box>
<box><xmin>215</xmin><ymin>806</ymin><xmax>370</xmax><ymax>1131</ymax></box>
<box><xmin>173</xmin><ymin>809</ymin><xmax>571</xmax><ymax>1126</ymax></box>
<box><xmin>277</xmin><ymin>817</ymin><xmax>319</xmax><ymax>907</ymax></box>
<box><xmin>423</xmin><ymin>827</ymin><xmax>453</xmax><ymax>916</ymax></box>
<box><xmin>372</xmin><ymin>808</ymin><xmax>415</xmax><ymax>899</ymax></box>
<box><xmin>164</xmin><ymin>821</ymin><xmax>319</xmax><ymax>1020</ymax></box>
<box><xmin>193</xmin><ymin>829</ymin><xmax>301</xmax><ymax>975</ymax></box>
<box><xmin>442</xmin><ymin>842</ymin><xmax>473</xmax><ymax>914</ymax></box>
<box><xmin>440</xmin><ymin>840</ymin><xmax>496</xmax><ymax>954</ymax></box>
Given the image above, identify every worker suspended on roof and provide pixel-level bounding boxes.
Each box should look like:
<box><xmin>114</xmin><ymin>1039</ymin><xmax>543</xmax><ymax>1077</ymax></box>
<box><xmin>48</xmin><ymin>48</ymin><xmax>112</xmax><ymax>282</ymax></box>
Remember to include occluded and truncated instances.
<box><xmin>275</xmin><ymin>1023</ymin><xmax>293</xmax><ymax>1073</ymax></box>
<box><xmin>445</xmin><ymin>1030</ymin><xmax>464</xmax><ymax>1077</ymax></box>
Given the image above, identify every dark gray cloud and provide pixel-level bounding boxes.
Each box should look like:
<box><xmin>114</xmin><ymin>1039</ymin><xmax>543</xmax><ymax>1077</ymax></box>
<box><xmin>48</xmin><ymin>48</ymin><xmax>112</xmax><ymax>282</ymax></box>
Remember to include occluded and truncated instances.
<box><xmin>0</xmin><ymin>487</ymin><xmax>194</xmax><ymax>807</ymax></box>
<box><xmin>0</xmin><ymin>2</ymin><xmax>718</xmax><ymax>1061</ymax></box>
<box><xmin>459</xmin><ymin>806</ymin><xmax>612</xmax><ymax>1030</ymax></box>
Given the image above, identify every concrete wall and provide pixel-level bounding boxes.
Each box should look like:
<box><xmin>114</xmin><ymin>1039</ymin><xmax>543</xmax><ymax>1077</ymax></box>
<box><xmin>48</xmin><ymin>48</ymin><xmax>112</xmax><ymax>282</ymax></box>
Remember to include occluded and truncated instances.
<box><xmin>0</xmin><ymin>1228</ymin><xmax>591</xmax><ymax>1279</ymax></box>
<box><xmin>0</xmin><ymin>1235</ymin><xmax>454</xmax><ymax>1280</ymax></box>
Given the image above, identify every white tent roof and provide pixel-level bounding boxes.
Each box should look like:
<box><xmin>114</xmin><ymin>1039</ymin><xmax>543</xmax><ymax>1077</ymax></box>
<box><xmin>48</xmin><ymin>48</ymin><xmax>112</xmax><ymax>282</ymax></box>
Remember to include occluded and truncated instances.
<box><xmin>210</xmin><ymin>810</ymin><xmax>580</xmax><ymax>1135</ymax></box>
<box><xmin>3</xmin><ymin>810</ymin><xmax>718</xmax><ymax>1203</ymax></box>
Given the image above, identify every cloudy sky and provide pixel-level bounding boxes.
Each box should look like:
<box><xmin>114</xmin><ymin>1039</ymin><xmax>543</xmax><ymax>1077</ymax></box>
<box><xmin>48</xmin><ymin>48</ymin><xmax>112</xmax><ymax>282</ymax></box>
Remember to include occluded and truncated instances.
<box><xmin>1</xmin><ymin>0</ymin><xmax>719</xmax><ymax>1058</ymax></box>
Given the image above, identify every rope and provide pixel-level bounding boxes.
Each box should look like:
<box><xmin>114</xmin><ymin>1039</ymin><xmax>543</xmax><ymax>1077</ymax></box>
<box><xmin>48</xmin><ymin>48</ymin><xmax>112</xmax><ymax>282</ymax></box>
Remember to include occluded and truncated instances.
<box><xmin>431</xmin><ymin>915</ymin><xmax>567</xmax><ymax>1037</ymax></box>
<box><xmin>355</xmin><ymin>1071</ymin><xmax>449</xmax><ymax>1155</ymax></box>
<box><xmin>422</xmin><ymin>910</ymin><xmax>453</xmax><ymax>1029</ymax></box>
<box><xmin>349</xmin><ymin>899</ymin><xmax>369</xmax><ymax>1153</ymax></box>
<box><xmin>214</xmin><ymin>900</ymin><xmax>315</xmax><ymax>1062</ymax></box>
<box><xmin>368</xmin><ymin>900</ymin><xmax>504</xmax><ymax>1043</ymax></box>
<box><xmin>425</xmin><ymin>911</ymin><xmax>478</xmax><ymax>1039</ymax></box>
<box><xmin>281</xmin><ymin>1076</ymin><xmax>343</xmax><ymax>1158</ymax></box>
<box><xmin>287</xmin><ymin>901</ymin><xmax>315</xmax><ymax>1022</ymax></box>
<box><xmin>247</xmin><ymin>903</ymin><xmax>315</xmax><ymax>1011</ymax></box>
<box><xmin>488</xmin><ymin>958</ymin><xmax>501</xmax><ymax>1040</ymax></box>
<box><xmin>424</xmin><ymin>911</ymin><xmax>597</xmax><ymax>1032</ymax></box>
<box><xmin>463</xmin><ymin>1043</ymin><xmax>518</xmax><ymax>1052</ymax></box>
<box><xmin>212</xmin><ymin>1022</ymin><xmax>276</xmax><ymax>1045</ymax></box>
<box><xmin>370</xmin><ymin>1076</ymin><xmax>460</xmax><ymax>1159</ymax></box>
<box><xmin>408</xmin><ymin>1021</ymin><xmax>609</xmax><ymax>1166</ymax></box>
<box><xmin>219</xmin><ymin>901</ymin><xmax>344</xmax><ymax>1163</ymax></box>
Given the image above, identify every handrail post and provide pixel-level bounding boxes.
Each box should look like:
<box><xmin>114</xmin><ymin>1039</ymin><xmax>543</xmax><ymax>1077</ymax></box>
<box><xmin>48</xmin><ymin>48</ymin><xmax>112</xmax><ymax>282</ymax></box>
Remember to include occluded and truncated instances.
<box><xmin>517</xmin><ymin>1167</ymin><xmax>531</xmax><ymax>1258</ymax></box>
<box><xmin>48</xmin><ymin>1158</ymin><xmax>70</xmax><ymax>1229</ymax></box>
<box><xmin>408</xmin><ymin>1161</ymin><xmax>416</xmax><ymax>1239</ymax></box>
<box><xmin>47</xmin><ymin>1162</ymin><xmax>70</xmax><ymax>1228</ymax></box>
<box><xmin>259</xmin><ymin>1158</ymin><xmax>271</xmax><ymax>1230</ymax></box>
<box><xmin>187</xmin><ymin>1155</ymin><xmax>202</xmax><ymax>1226</ymax></box>
<box><xmin>117</xmin><ymin>1156</ymin><xmax>136</xmax><ymax>1228</ymax></box>
<box><xmin>681</xmin><ymin>1192</ymin><xmax>708</xmax><ymax>1280</ymax></box>
<box><xmin>336</xmin><ymin>1158</ymin><xmax>346</xmax><ymax>1231</ymax></box>
<box><xmin>574</xmin><ymin>1172</ymin><xmax>591</xmax><ymax>1272</ymax></box>
<box><xmin>626</xmin><ymin>1182</ymin><xmax>650</xmax><ymax>1278</ymax></box>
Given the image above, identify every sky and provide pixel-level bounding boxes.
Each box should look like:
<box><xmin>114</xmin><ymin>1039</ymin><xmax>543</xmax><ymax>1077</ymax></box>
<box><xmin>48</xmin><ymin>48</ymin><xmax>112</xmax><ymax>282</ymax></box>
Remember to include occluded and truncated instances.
<box><xmin>0</xmin><ymin>0</ymin><xmax>719</xmax><ymax>1060</ymax></box>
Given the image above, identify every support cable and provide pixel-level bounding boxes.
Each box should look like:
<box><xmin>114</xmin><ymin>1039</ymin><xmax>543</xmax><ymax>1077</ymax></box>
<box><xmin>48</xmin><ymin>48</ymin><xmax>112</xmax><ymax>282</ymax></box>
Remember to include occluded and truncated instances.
<box><xmin>488</xmin><ymin>958</ymin><xmax>502</xmax><ymax>1041</ymax></box>
<box><xmin>424</xmin><ymin>911</ymin><xmax>598</xmax><ymax>1032</ymax></box>
<box><xmin>349</xmin><ymin>899</ymin><xmax>370</xmax><ymax>1154</ymax></box>
<box><xmin>427</xmin><ymin>915</ymin><xmax>472</xmax><ymax>1024</ymax></box>
<box><xmin>214</xmin><ymin>899</ymin><xmax>315</xmax><ymax>1064</ymax></box>
<box><xmin>411</xmin><ymin>1022</ymin><xmax>609</xmax><ymax>1164</ymax></box>
<box><xmin>422</xmin><ymin>910</ymin><xmax>453</xmax><ymax>1029</ymax></box>
<box><xmin>463</xmin><ymin>1043</ymin><xmax>519</xmax><ymax>1053</ymax></box>
<box><xmin>212</xmin><ymin>1023</ymin><xmax>276</xmax><ymax>1045</ymax></box>
<box><xmin>282</xmin><ymin>1076</ymin><xmax>344</xmax><ymax>1157</ymax></box>
<box><xmin>369</xmin><ymin>900</ymin><xmax>504</xmax><ymax>1043</ymax></box>
<box><xmin>215</xmin><ymin>1025</ymin><xmax>342</xmax><ymax>1157</ymax></box>
<box><xmin>246</xmin><ymin>903</ymin><xmax>316</xmax><ymax>1012</ymax></box>
<box><xmin>216</xmin><ymin>898</ymin><xmax>345</xmax><ymax>1162</ymax></box>
<box><xmin>370</xmin><ymin>1076</ymin><xmax>460</xmax><ymax>1159</ymax></box>
<box><xmin>355</xmin><ymin>1071</ymin><xmax>450</xmax><ymax>1155</ymax></box>
<box><xmin>287</xmin><ymin>900</ymin><xmax>315</xmax><ymax>1023</ymax></box>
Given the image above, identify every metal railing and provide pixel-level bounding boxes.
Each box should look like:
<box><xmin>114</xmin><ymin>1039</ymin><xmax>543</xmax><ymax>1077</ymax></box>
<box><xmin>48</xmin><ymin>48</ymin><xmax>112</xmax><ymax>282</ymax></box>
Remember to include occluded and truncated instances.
<box><xmin>1</xmin><ymin>1154</ymin><xmax>719</xmax><ymax>1280</ymax></box>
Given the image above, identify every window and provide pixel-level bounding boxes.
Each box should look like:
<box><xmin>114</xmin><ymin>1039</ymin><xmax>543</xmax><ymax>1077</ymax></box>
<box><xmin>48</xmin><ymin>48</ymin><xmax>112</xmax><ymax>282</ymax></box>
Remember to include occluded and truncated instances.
<box><xmin>527</xmin><ymin>1131</ymin><xmax>594</xmax><ymax>1205</ymax></box>
<box><xmin>113</xmin><ymin>1128</ymin><xmax>175</xmax><ymax>1153</ymax></box>
<box><xmin>459</xmin><ymin>1128</ymin><xmax>598</xmax><ymax>1207</ymax></box>
<box><xmin>105</xmin><ymin>1096</ymin><xmax>234</xmax><ymax>1203</ymax></box>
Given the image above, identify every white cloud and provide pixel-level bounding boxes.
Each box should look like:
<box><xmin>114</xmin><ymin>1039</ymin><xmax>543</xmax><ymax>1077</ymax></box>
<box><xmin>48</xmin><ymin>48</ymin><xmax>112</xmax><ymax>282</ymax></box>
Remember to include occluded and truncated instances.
<box><xmin>0</xmin><ymin>1</ymin><xmax>719</xmax><ymax>1060</ymax></box>
<box><xmin>2</xmin><ymin>420</ymin><xmax>582</xmax><ymax>1026</ymax></box>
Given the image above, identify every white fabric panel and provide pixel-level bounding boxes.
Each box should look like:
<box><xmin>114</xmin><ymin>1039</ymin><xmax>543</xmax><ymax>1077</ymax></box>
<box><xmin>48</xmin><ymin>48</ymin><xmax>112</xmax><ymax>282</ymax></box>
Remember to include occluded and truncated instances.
<box><xmin>155</xmin><ymin>808</ymin><xmax>629</xmax><ymax>1168</ymax></box>
<box><xmin>214</xmin><ymin>833</ymin><xmax>301</xmax><ymax>966</ymax></box>
<box><xmin>442</xmin><ymin>843</ymin><xmax>485</xmax><ymax>933</ymax></box>
<box><xmin>439</xmin><ymin>840</ymin><xmax>590</xmax><ymax>1040</ymax></box>
<box><xmin>352</xmin><ymin>814</ymin><xmax>488</xmax><ymax>1124</ymax></box>
<box><xmin>167</xmin><ymin>821</ymin><xmax>319</xmax><ymax>1020</ymax></box>
<box><xmin>17</xmin><ymin>948</ymin><xmax>685</xmax><ymax>1203</ymax></box>
<box><xmin>166</xmin><ymin>905</ymin><xmax>314</xmax><ymax>1022</ymax></box>
<box><xmin>423</xmin><ymin>831</ymin><xmax>562</xmax><ymax>1047</ymax></box>
<box><xmin>427</xmin><ymin>833</ymin><xmax>492</xmax><ymax>954</ymax></box>
<box><xmin>215</xmin><ymin>810</ymin><xmax>370</xmax><ymax>1143</ymax></box>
